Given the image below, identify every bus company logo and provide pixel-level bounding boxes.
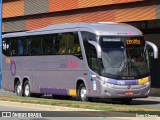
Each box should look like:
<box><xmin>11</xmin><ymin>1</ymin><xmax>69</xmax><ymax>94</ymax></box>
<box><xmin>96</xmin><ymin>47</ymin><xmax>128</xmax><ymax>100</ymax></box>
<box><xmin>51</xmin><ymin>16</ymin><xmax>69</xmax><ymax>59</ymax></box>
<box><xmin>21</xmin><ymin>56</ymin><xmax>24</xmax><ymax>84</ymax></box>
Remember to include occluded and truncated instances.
<box><xmin>127</xmin><ymin>85</ymin><xmax>131</xmax><ymax>89</ymax></box>
<box><xmin>67</xmin><ymin>60</ymin><xmax>78</xmax><ymax>68</ymax></box>
<box><xmin>10</xmin><ymin>59</ymin><xmax>16</xmax><ymax>76</ymax></box>
<box><xmin>127</xmin><ymin>39</ymin><xmax>140</xmax><ymax>45</ymax></box>
<box><xmin>3</xmin><ymin>41</ymin><xmax>9</xmax><ymax>50</ymax></box>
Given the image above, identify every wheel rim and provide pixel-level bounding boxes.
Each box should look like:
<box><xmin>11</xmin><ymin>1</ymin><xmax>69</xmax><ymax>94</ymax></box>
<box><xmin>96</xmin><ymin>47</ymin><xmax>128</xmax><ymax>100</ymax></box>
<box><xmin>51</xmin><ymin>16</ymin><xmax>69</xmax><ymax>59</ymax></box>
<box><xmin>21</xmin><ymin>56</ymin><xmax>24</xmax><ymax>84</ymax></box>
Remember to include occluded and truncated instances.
<box><xmin>80</xmin><ymin>87</ymin><xmax>87</xmax><ymax>101</ymax></box>
<box><xmin>16</xmin><ymin>83</ymin><xmax>21</xmax><ymax>95</ymax></box>
<box><xmin>25</xmin><ymin>84</ymin><xmax>30</xmax><ymax>96</ymax></box>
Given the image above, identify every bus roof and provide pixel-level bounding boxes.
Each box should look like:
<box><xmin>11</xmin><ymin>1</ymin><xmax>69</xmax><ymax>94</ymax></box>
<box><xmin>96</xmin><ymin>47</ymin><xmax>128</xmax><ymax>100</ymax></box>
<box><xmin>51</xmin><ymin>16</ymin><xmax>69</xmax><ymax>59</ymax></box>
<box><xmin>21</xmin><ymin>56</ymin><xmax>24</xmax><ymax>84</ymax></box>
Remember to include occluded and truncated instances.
<box><xmin>3</xmin><ymin>22</ymin><xmax>142</xmax><ymax>38</ymax></box>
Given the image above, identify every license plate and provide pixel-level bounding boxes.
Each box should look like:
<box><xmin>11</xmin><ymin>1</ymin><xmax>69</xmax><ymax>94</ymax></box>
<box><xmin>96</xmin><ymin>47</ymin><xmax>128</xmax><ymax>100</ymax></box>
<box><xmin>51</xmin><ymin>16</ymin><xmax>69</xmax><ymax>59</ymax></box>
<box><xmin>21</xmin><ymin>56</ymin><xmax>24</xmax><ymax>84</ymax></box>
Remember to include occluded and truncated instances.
<box><xmin>125</xmin><ymin>92</ymin><xmax>134</xmax><ymax>96</ymax></box>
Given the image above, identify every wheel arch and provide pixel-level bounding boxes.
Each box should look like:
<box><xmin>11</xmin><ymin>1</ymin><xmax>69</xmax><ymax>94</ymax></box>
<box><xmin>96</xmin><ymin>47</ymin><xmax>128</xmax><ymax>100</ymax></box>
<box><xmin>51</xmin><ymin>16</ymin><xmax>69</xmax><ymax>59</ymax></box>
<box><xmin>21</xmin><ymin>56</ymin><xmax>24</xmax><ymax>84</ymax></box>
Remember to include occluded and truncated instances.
<box><xmin>76</xmin><ymin>77</ymin><xmax>88</xmax><ymax>92</ymax></box>
<box><xmin>22</xmin><ymin>76</ymin><xmax>33</xmax><ymax>92</ymax></box>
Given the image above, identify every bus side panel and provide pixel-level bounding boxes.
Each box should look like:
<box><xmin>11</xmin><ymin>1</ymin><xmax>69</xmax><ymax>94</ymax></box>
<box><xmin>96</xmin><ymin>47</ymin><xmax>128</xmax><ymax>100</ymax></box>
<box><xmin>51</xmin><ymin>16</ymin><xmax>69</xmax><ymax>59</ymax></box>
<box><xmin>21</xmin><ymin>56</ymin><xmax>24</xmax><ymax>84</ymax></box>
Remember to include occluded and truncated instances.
<box><xmin>2</xmin><ymin>70</ymin><xmax>12</xmax><ymax>91</ymax></box>
<box><xmin>31</xmin><ymin>55</ymin><xmax>74</xmax><ymax>95</ymax></box>
<box><xmin>14</xmin><ymin>56</ymin><xmax>35</xmax><ymax>93</ymax></box>
<box><xmin>2</xmin><ymin>56</ymin><xmax>15</xmax><ymax>92</ymax></box>
<box><xmin>69</xmin><ymin>56</ymin><xmax>101</xmax><ymax>98</ymax></box>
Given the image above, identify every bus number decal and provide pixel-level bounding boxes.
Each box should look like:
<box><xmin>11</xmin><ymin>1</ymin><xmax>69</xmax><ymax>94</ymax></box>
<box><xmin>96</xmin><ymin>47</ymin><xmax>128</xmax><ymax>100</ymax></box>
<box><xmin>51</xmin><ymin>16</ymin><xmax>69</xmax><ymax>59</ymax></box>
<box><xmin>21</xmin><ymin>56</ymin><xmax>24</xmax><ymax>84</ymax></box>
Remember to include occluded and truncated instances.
<box><xmin>67</xmin><ymin>60</ymin><xmax>78</xmax><ymax>68</ymax></box>
<box><xmin>117</xmin><ymin>81</ymin><xmax>125</xmax><ymax>85</ymax></box>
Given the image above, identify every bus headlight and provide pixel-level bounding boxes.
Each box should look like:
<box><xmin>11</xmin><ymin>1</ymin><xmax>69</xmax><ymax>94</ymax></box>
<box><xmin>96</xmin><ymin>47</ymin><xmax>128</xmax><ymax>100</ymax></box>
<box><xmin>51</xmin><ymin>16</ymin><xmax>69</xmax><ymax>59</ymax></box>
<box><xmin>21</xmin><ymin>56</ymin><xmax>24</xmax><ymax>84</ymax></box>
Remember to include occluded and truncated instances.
<box><xmin>101</xmin><ymin>80</ymin><xmax>114</xmax><ymax>88</ymax></box>
<box><xmin>144</xmin><ymin>81</ymin><xmax>150</xmax><ymax>86</ymax></box>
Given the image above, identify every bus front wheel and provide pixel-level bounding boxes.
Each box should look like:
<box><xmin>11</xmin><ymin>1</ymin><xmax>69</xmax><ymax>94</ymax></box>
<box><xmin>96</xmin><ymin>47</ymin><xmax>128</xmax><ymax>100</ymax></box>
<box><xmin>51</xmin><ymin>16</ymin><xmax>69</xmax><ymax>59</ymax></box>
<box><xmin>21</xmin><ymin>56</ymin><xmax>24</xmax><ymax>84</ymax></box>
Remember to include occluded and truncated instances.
<box><xmin>77</xmin><ymin>83</ymin><xmax>88</xmax><ymax>102</ymax></box>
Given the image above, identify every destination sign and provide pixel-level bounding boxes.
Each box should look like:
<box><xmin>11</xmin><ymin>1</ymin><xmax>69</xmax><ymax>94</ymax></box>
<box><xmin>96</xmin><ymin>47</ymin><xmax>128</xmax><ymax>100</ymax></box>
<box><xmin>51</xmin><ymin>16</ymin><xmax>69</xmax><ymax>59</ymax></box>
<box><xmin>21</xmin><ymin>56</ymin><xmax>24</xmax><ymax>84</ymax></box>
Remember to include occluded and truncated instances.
<box><xmin>127</xmin><ymin>39</ymin><xmax>140</xmax><ymax>45</ymax></box>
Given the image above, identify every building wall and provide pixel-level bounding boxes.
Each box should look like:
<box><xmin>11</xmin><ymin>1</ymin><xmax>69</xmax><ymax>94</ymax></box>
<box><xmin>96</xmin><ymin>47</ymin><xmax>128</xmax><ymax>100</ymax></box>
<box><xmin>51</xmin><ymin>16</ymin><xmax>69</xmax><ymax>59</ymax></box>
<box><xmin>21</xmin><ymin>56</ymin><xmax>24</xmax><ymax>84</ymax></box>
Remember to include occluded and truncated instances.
<box><xmin>2</xmin><ymin>0</ymin><xmax>159</xmax><ymax>32</ymax></box>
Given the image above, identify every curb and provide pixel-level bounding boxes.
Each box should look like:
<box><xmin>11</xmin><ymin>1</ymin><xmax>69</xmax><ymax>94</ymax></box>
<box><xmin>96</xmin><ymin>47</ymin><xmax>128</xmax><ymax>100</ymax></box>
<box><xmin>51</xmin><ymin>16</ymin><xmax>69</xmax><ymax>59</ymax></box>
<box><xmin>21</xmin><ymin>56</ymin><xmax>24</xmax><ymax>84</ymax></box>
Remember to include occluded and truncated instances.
<box><xmin>0</xmin><ymin>100</ymin><xmax>95</xmax><ymax>111</ymax></box>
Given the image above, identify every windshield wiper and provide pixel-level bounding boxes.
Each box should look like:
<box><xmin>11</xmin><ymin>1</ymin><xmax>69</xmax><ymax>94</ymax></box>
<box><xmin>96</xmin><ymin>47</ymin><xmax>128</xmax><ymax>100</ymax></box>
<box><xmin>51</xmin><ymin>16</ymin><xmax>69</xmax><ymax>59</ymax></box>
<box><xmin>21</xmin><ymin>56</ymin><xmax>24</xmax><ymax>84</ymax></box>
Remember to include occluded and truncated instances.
<box><xmin>117</xmin><ymin>59</ymin><xmax>128</xmax><ymax>78</ymax></box>
<box><xmin>118</xmin><ymin>59</ymin><xmax>127</xmax><ymax>72</ymax></box>
<box><xmin>118</xmin><ymin>59</ymin><xmax>141</xmax><ymax>77</ymax></box>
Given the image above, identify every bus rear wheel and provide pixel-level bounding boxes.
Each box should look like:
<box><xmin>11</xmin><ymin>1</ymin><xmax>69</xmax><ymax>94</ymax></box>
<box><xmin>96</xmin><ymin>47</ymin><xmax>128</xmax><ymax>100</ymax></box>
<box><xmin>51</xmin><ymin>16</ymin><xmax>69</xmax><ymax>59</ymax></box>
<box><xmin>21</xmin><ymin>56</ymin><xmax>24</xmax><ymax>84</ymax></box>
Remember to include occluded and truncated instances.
<box><xmin>15</xmin><ymin>81</ymin><xmax>22</xmax><ymax>96</ymax></box>
<box><xmin>77</xmin><ymin>83</ymin><xmax>88</xmax><ymax>102</ymax></box>
<box><xmin>24</xmin><ymin>81</ymin><xmax>31</xmax><ymax>97</ymax></box>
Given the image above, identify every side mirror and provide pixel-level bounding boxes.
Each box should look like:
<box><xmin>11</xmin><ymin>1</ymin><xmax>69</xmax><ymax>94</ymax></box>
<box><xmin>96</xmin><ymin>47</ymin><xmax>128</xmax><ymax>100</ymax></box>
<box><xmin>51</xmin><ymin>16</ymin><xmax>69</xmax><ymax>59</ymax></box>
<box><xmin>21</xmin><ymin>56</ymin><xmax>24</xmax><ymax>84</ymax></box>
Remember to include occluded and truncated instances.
<box><xmin>88</xmin><ymin>41</ymin><xmax>102</xmax><ymax>58</ymax></box>
<box><xmin>146</xmin><ymin>41</ymin><xmax>158</xmax><ymax>59</ymax></box>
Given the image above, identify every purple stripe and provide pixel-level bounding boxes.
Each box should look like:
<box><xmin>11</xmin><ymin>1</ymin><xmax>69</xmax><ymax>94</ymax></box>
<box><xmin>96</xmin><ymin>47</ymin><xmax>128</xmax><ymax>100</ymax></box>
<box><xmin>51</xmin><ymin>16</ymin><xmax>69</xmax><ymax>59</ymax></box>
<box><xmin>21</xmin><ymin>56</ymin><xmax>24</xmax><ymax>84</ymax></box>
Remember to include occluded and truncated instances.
<box><xmin>107</xmin><ymin>78</ymin><xmax>138</xmax><ymax>85</ymax></box>
<box><xmin>40</xmin><ymin>88</ymin><xmax>68</xmax><ymax>95</ymax></box>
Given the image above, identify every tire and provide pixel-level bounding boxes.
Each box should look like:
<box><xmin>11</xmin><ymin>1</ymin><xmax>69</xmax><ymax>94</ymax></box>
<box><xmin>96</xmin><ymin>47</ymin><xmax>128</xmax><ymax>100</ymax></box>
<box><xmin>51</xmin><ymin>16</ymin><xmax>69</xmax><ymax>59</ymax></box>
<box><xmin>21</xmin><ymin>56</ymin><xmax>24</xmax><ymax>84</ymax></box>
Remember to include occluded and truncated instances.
<box><xmin>121</xmin><ymin>98</ymin><xmax>132</xmax><ymax>105</ymax></box>
<box><xmin>23</xmin><ymin>81</ymin><xmax>31</xmax><ymax>97</ymax></box>
<box><xmin>15</xmin><ymin>81</ymin><xmax>22</xmax><ymax>96</ymax></box>
<box><xmin>77</xmin><ymin>83</ymin><xmax>88</xmax><ymax>102</ymax></box>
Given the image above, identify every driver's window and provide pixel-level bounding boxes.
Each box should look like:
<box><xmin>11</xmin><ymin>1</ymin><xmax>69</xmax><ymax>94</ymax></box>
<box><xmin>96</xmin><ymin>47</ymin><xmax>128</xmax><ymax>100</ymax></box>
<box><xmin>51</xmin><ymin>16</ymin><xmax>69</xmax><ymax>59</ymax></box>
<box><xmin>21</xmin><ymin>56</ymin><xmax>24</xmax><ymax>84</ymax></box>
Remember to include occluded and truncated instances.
<box><xmin>81</xmin><ymin>31</ymin><xmax>98</xmax><ymax>73</ymax></box>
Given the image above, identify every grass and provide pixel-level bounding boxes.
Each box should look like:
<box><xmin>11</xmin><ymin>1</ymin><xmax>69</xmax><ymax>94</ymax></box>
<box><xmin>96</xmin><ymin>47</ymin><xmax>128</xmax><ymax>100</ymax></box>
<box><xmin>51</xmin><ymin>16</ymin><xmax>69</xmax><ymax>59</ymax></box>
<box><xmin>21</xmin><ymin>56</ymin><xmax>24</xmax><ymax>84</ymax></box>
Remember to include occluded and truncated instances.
<box><xmin>0</xmin><ymin>95</ymin><xmax>160</xmax><ymax>115</ymax></box>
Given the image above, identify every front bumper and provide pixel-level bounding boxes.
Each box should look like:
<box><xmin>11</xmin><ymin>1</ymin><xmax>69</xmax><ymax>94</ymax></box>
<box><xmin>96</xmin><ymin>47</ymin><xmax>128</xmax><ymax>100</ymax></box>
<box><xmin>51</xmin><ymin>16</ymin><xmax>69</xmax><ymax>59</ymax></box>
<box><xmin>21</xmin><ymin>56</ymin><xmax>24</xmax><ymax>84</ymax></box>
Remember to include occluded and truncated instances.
<box><xmin>100</xmin><ymin>83</ymin><xmax>150</xmax><ymax>98</ymax></box>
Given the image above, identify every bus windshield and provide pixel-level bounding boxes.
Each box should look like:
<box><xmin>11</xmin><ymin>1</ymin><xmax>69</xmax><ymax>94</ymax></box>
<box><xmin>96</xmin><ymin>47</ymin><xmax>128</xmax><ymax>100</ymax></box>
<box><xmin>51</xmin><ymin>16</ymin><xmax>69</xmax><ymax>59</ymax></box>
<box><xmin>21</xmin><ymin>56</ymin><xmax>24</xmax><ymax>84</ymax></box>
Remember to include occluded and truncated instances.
<box><xmin>99</xmin><ymin>36</ymin><xmax>149</xmax><ymax>79</ymax></box>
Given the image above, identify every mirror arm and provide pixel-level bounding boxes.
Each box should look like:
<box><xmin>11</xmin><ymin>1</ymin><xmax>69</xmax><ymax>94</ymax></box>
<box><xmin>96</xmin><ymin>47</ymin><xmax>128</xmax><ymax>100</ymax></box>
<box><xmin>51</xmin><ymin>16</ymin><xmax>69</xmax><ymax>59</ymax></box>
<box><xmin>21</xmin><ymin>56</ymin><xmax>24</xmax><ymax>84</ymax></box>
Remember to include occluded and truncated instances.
<box><xmin>146</xmin><ymin>41</ymin><xmax>158</xmax><ymax>59</ymax></box>
<box><xmin>88</xmin><ymin>41</ymin><xmax>102</xmax><ymax>58</ymax></box>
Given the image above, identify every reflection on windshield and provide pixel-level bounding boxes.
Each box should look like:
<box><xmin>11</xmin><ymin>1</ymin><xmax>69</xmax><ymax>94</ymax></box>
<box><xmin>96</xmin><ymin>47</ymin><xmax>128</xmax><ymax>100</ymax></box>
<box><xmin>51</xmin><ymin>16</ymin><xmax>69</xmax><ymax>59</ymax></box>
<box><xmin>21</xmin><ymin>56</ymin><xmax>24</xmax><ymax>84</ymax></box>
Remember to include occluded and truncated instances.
<box><xmin>126</xmin><ymin>43</ymin><xmax>148</xmax><ymax>76</ymax></box>
<box><xmin>101</xmin><ymin>42</ymin><xmax>125</xmax><ymax>75</ymax></box>
<box><xmin>100</xmin><ymin>36</ymin><xmax>149</xmax><ymax>79</ymax></box>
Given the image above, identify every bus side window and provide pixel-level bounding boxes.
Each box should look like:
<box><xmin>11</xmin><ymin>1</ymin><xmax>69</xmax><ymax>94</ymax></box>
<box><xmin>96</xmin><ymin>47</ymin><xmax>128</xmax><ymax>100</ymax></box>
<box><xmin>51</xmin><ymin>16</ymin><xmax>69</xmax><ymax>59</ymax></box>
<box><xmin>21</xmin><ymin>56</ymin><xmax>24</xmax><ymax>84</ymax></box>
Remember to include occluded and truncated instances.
<box><xmin>54</xmin><ymin>34</ymin><xmax>61</xmax><ymax>54</ymax></box>
<box><xmin>42</xmin><ymin>35</ymin><xmax>55</xmax><ymax>55</ymax></box>
<box><xmin>10</xmin><ymin>38</ymin><xmax>18</xmax><ymax>56</ymax></box>
<box><xmin>84</xmin><ymin>41</ymin><xmax>98</xmax><ymax>73</ymax></box>
<box><xmin>54</xmin><ymin>32</ymin><xmax>82</xmax><ymax>59</ymax></box>
<box><xmin>81</xmin><ymin>31</ymin><xmax>98</xmax><ymax>72</ymax></box>
<box><xmin>18</xmin><ymin>39</ymin><xmax>24</xmax><ymax>55</ymax></box>
<box><xmin>69</xmin><ymin>32</ymin><xmax>82</xmax><ymax>59</ymax></box>
<box><xmin>29</xmin><ymin>36</ymin><xmax>42</xmax><ymax>56</ymax></box>
<box><xmin>2</xmin><ymin>39</ymin><xmax>10</xmax><ymax>56</ymax></box>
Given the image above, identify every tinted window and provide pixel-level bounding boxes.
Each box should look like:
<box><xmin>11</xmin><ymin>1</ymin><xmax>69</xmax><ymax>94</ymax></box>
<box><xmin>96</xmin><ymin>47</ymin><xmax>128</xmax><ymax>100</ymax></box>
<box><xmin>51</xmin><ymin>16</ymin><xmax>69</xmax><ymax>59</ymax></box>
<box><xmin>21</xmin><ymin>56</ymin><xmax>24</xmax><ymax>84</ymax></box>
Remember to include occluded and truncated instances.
<box><xmin>81</xmin><ymin>31</ymin><xmax>96</xmax><ymax>41</ymax></box>
<box><xmin>55</xmin><ymin>32</ymin><xmax>82</xmax><ymax>59</ymax></box>
<box><xmin>17</xmin><ymin>37</ymin><xmax>29</xmax><ymax>56</ymax></box>
<box><xmin>81</xmin><ymin>31</ymin><xmax>98</xmax><ymax>71</ymax></box>
<box><xmin>3</xmin><ymin>37</ymin><xmax>28</xmax><ymax>56</ymax></box>
<box><xmin>42</xmin><ymin>35</ymin><xmax>56</xmax><ymax>55</ymax></box>
<box><xmin>2</xmin><ymin>32</ymin><xmax>82</xmax><ymax>59</ymax></box>
<box><xmin>2</xmin><ymin>38</ymin><xmax>10</xmax><ymax>56</ymax></box>
<box><xmin>83</xmin><ymin>41</ymin><xmax>98</xmax><ymax>73</ymax></box>
<box><xmin>29</xmin><ymin>36</ymin><xmax>42</xmax><ymax>55</ymax></box>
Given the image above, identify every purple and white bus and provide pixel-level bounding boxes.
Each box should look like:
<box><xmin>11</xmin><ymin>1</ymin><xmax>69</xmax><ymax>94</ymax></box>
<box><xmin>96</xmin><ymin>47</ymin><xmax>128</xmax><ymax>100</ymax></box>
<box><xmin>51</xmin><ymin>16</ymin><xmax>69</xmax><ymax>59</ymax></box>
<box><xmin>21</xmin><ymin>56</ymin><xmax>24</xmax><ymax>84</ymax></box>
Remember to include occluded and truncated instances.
<box><xmin>2</xmin><ymin>22</ymin><xmax>158</xmax><ymax>104</ymax></box>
